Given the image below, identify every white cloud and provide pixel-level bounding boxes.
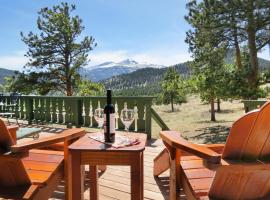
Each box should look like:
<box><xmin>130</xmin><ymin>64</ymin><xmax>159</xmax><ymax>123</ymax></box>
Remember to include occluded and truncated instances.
<box><xmin>0</xmin><ymin>48</ymin><xmax>193</xmax><ymax>71</ymax></box>
<box><xmin>89</xmin><ymin>50</ymin><xmax>128</xmax><ymax>65</ymax></box>
<box><xmin>89</xmin><ymin>49</ymin><xmax>192</xmax><ymax>67</ymax></box>
<box><xmin>130</xmin><ymin>51</ymin><xmax>191</xmax><ymax>66</ymax></box>
<box><xmin>258</xmin><ymin>47</ymin><xmax>270</xmax><ymax>61</ymax></box>
<box><xmin>0</xmin><ymin>51</ymin><xmax>27</xmax><ymax>71</ymax></box>
<box><xmin>89</xmin><ymin>47</ymin><xmax>270</xmax><ymax>67</ymax></box>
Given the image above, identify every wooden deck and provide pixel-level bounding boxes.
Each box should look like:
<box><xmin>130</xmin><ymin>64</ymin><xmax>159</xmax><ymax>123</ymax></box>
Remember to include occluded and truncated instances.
<box><xmin>11</xmin><ymin>124</ymin><xmax>179</xmax><ymax>200</ymax></box>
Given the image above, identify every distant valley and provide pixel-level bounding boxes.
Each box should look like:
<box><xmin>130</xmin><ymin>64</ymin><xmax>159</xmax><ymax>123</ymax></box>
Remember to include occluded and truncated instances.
<box><xmin>0</xmin><ymin>55</ymin><xmax>269</xmax><ymax>96</ymax></box>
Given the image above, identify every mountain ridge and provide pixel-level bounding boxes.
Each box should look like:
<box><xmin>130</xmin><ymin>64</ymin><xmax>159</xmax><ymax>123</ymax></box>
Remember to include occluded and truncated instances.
<box><xmin>81</xmin><ymin>59</ymin><xmax>166</xmax><ymax>81</ymax></box>
<box><xmin>101</xmin><ymin>56</ymin><xmax>270</xmax><ymax>95</ymax></box>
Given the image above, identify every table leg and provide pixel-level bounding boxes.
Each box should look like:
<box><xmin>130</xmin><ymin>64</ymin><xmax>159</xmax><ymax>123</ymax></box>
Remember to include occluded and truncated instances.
<box><xmin>131</xmin><ymin>152</ymin><xmax>144</xmax><ymax>200</ymax></box>
<box><xmin>70</xmin><ymin>151</ymin><xmax>83</xmax><ymax>200</ymax></box>
<box><xmin>90</xmin><ymin>165</ymin><xmax>99</xmax><ymax>200</ymax></box>
<box><xmin>140</xmin><ymin>152</ymin><xmax>144</xmax><ymax>200</ymax></box>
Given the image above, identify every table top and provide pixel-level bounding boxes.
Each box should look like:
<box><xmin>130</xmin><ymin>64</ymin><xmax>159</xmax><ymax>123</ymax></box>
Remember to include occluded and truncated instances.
<box><xmin>69</xmin><ymin>132</ymin><xmax>147</xmax><ymax>152</ymax></box>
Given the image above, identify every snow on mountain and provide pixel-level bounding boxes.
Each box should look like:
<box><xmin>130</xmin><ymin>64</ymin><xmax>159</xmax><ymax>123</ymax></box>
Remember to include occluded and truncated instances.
<box><xmin>80</xmin><ymin>59</ymin><xmax>166</xmax><ymax>82</ymax></box>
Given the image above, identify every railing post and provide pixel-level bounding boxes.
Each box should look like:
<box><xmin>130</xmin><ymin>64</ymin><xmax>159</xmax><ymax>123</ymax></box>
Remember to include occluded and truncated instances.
<box><xmin>72</xmin><ymin>98</ymin><xmax>82</xmax><ymax>128</ymax></box>
<box><xmin>145</xmin><ymin>101</ymin><xmax>152</xmax><ymax>139</ymax></box>
<box><xmin>26</xmin><ymin>97</ymin><xmax>34</xmax><ymax>125</ymax></box>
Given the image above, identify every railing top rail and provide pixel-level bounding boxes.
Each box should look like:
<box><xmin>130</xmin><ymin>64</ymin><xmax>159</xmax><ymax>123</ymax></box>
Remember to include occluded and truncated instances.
<box><xmin>242</xmin><ymin>100</ymin><xmax>268</xmax><ymax>103</ymax></box>
<box><xmin>7</xmin><ymin>95</ymin><xmax>155</xmax><ymax>100</ymax></box>
<box><xmin>150</xmin><ymin>107</ymin><xmax>170</xmax><ymax>131</ymax></box>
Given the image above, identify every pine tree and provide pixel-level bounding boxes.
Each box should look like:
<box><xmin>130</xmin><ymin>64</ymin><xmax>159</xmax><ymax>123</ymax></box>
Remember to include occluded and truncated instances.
<box><xmin>185</xmin><ymin>0</ymin><xmax>228</xmax><ymax>121</ymax></box>
<box><xmin>203</xmin><ymin>0</ymin><xmax>270</xmax><ymax>94</ymax></box>
<box><xmin>161</xmin><ymin>67</ymin><xmax>186</xmax><ymax>112</ymax></box>
<box><xmin>21</xmin><ymin>2</ymin><xmax>96</xmax><ymax>96</ymax></box>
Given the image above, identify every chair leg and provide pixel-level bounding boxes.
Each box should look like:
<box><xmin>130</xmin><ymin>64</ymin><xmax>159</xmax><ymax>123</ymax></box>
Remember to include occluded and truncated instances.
<box><xmin>164</xmin><ymin>143</ymin><xmax>181</xmax><ymax>200</ymax></box>
<box><xmin>153</xmin><ymin>148</ymin><xmax>170</xmax><ymax>176</ymax></box>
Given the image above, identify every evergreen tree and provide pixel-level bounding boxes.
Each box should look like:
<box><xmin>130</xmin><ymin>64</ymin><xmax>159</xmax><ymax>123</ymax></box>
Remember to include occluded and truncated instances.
<box><xmin>185</xmin><ymin>0</ymin><xmax>228</xmax><ymax>121</ymax></box>
<box><xmin>161</xmin><ymin>67</ymin><xmax>186</xmax><ymax>112</ymax></box>
<box><xmin>202</xmin><ymin>0</ymin><xmax>270</xmax><ymax>94</ymax></box>
<box><xmin>21</xmin><ymin>2</ymin><xmax>96</xmax><ymax>96</ymax></box>
<box><xmin>77</xmin><ymin>80</ymin><xmax>104</xmax><ymax>96</ymax></box>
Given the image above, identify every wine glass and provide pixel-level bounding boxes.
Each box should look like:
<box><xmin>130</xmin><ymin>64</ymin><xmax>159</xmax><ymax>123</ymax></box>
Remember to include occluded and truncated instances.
<box><xmin>94</xmin><ymin>108</ymin><xmax>104</xmax><ymax>134</ymax></box>
<box><xmin>120</xmin><ymin>109</ymin><xmax>135</xmax><ymax>132</ymax></box>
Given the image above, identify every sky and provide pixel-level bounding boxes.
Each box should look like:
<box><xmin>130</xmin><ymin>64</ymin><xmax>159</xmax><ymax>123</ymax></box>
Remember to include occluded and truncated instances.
<box><xmin>0</xmin><ymin>0</ymin><xmax>269</xmax><ymax>71</ymax></box>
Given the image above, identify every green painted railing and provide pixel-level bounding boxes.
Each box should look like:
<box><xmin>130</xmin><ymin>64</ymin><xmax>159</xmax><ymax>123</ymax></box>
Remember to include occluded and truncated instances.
<box><xmin>150</xmin><ymin>108</ymin><xmax>170</xmax><ymax>131</ymax></box>
<box><xmin>242</xmin><ymin>100</ymin><xmax>268</xmax><ymax>113</ymax></box>
<box><xmin>0</xmin><ymin>95</ymin><xmax>154</xmax><ymax>138</ymax></box>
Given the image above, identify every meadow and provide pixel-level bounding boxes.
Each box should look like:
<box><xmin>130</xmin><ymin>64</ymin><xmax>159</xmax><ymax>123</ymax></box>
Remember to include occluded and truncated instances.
<box><xmin>152</xmin><ymin>95</ymin><xmax>245</xmax><ymax>143</ymax></box>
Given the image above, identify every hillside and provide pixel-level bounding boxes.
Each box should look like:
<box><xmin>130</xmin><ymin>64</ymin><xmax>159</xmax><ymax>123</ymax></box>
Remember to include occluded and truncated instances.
<box><xmin>101</xmin><ymin>62</ymin><xmax>190</xmax><ymax>92</ymax></box>
<box><xmin>102</xmin><ymin>56</ymin><xmax>270</xmax><ymax>96</ymax></box>
<box><xmin>0</xmin><ymin>68</ymin><xmax>15</xmax><ymax>84</ymax></box>
<box><xmin>81</xmin><ymin>59</ymin><xmax>165</xmax><ymax>81</ymax></box>
<box><xmin>226</xmin><ymin>50</ymin><xmax>270</xmax><ymax>71</ymax></box>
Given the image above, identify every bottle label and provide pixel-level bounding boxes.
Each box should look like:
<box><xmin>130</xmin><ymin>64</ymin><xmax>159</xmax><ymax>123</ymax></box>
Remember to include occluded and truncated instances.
<box><xmin>104</xmin><ymin>113</ymin><xmax>115</xmax><ymax>133</ymax></box>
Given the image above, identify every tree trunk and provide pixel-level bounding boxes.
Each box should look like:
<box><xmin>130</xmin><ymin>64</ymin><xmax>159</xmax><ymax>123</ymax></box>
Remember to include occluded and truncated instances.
<box><xmin>170</xmin><ymin>92</ymin><xmax>174</xmax><ymax>112</ymax></box>
<box><xmin>234</xmin><ymin>35</ymin><xmax>242</xmax><ymax>69</ymax></box>
<box><xmin>66</xmin><ymin>79</ymin><xmax>72</xmax><ymax>96</ymax></box>
<box><xmin>232</xmin><ymin>17</ymin><xmax>242</xmax><ymax>69</ymax></box>
<box><xmin>210</xmin><ymin>98</ymin><xmax>216</xmax><ymax>121</ymax></box>
<box><xmin>217</xmin><ymin>98</ymin><xmax>221</xmax><ymax>112</ymax></box>
<box><xmin>247</xmin><ymin>0</ymin><xmax>259</xmax><ymax>94</ymax></box>
<box><xmin>247</xmin><ymin>31</ymin><xmax>258</xmax><ymax>87</ymax></box>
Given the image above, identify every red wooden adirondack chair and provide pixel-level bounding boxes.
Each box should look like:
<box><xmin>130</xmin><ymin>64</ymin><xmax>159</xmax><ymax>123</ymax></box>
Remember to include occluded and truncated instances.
<box><xmin>0</xmin><ymin>119</ymin><xmax>85</xmax><ymax>199</ymax></box>
<box><xmin>154</xmin><ymin>101</ymin><xmax>270</xmax><ymax>199</ymax></box>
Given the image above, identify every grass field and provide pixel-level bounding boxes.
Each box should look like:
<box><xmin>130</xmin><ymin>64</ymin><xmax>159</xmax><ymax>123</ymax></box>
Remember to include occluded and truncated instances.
<box><xmin>152</xmin><ymin>95</ymin><xmax>246</xmax><ymax>144</ymax></box>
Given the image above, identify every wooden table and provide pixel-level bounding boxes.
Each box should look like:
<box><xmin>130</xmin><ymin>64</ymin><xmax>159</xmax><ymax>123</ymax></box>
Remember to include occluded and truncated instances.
<box><xmin>68</xmin><ymin>132</ymin><xmax>147</xmax><ymax>200</ymax></box>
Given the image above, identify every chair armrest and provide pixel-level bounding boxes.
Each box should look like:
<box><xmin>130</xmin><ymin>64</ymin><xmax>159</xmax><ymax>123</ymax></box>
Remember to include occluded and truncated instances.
<box><xmin>11</xmin><ymin>128</ymin><xmax>86</xmax><ymax>152</ymax></box>
<box><xmin>7</xmin><ymin>125</ymin><xmax>19</xmax><ymax>132</ymax></box>
<box><xmin>160</xmin><ymin>131</ymin><xmax>221</xmax><ymax>163</ymax></box>
<box><xmin>203</xmin><ymin>144</ymin><xmax>225</xmax><ymax>154</ymax></box>
<box><xmin>7</xmin><ymin>125</ymin><xmax>19</xmax><ymax>144</ymax></box>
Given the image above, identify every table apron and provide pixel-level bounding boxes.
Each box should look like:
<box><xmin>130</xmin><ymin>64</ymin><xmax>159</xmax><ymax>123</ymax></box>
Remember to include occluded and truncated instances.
<box><xmin>80</xmin><ymin>151</ymin><xmax>142</xmax><ymax>165</ymax></box>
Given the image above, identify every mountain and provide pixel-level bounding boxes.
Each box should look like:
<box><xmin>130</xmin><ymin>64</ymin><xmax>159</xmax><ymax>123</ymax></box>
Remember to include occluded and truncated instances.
<box><xmin>226</xmin><ymin>49</ymin><xmax>270</xmax><ymax>71</ymax></box>
<box><xmin>101</xmin><ymin>55</ymin><xmax>270</xmax><ymax>96</ymax></box>
<box><xmin>101</xmin><ymin>62</ymin><xmax>190</xmax><ymax>93</ymax></box>
<box><xmin>0</xmin><ymin>68</ymin><xmax>16</xmax><ymax>84</ymax></box>
<box><xmin>80</xmin><ymin>59</ymin><xmax>166</xmax><ymax>82</ymax></box>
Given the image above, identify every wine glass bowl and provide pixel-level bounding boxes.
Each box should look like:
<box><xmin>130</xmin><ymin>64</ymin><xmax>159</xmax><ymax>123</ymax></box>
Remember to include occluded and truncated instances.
<box><xmin>94</xmin><ymin>108</ymin><xmax>104</xmax><ymax>129</ymax></box>
<box><xmin>120</xmin><ymin>109</ymin><xmax>135</xmax><ymax>131</ymax></box>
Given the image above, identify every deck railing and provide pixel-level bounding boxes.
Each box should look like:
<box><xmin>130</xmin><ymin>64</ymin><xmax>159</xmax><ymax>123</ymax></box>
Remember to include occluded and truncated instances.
<box><xmin>0</xmin><ymin>95</ymin><xmax>154</xmax><ymax>138</ymax></box>
<box><xmin>242</xmin><ymin>100</ymin><xmax>267</xmax><ymax>113</ymax></box>
<box><xmin>150</xmin><ymin>108</ymin><xmax>170</xmax><ymax>131</ymax></box>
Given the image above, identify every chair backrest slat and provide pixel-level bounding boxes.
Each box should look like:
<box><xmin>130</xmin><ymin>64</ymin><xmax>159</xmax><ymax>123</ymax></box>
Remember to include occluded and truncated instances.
<box><xmin>222</xmin><ymin>110</ymin><xmax>258</xmax><ymax>159</ymax></box>
<box><xmin>223</xmin><ymin>101</ymin><xmax>270</xmax><ymax>161</ymax></box>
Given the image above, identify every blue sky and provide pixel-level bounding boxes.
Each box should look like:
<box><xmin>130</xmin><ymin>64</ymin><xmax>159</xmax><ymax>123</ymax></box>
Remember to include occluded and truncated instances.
<box><xmin>0</xmin><ymin>0</ymin><xmax>269</xmax><ymax>71</ymax></box>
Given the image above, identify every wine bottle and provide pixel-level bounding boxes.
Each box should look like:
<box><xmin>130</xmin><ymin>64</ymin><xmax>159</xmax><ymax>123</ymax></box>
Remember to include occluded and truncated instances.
<box><xmin>104</xmin><ymin>89</ymin><xmax>115</xmax><ymax>143</ymax></box>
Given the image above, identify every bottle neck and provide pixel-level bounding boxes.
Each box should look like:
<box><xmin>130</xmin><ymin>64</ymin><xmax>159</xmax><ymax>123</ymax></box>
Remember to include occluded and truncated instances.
<box><xmin>107</xmin><ymin>97</ymin><xmax>111</xmax><ymax>104</ymax></box>
<box><xmin>107</xmin><ymin>90</ymin><xmax>112</xmax><ymax>104</ymax></box>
